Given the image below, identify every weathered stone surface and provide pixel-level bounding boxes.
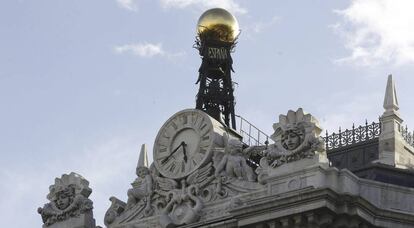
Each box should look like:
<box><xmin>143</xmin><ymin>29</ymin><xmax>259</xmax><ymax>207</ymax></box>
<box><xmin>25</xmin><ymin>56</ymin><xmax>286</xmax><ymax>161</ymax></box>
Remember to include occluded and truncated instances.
<box><xmin>103</xmin><ymin>108</ymin><xmax>414</xmax><ymax>228</ymax></box>
<box><xmin>377</xmin><ymin>74</ymin><xmax>414</xmax><ymax>168</ymax></box>
<box><xmin>176</xmin><ymin>108</ymin><xmax>414</xmax><ymax>228</ymax></box>
<box><xmin>38</xmin><ymin>172</ymin><xmax>96</xmax><ymax>228</ymax></box>
<box><xmin>46</xmin><ymin>213</ymin><xmax>95</xmax><ymax>228</ymax></box>
<box><xmin>105</xmin><ymin>134</ymin><xmax>263</xmax><ymax>228</ymax></box>
<box><xmin>257</xmin><ymin>108</ymin><xmax>327</xmax><ymax>184</ymax></box>
<box><xmin>231</xmin><ymin>165</ymin><xmax>414</xmax><ymax>228</ymax></box>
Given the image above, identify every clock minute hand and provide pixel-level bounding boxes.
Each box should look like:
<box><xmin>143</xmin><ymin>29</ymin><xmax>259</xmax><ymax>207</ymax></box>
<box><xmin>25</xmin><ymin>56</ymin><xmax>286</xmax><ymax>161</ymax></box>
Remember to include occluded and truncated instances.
<box><xmin>161</xmin><ymin>141</ymin><xmax>184</xmax><ymax>164</ymax></box>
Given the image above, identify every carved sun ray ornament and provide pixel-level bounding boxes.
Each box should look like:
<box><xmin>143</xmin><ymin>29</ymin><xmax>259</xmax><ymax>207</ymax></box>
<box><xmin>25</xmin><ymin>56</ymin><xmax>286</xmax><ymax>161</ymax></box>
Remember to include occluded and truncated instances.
<box><xmin>38</xmin><ymin>172</ymin><xmax>94</xmax><ymax>227</ymax></box>
<box><xmin>273</xmin><ymin>108</ymin><xmax>324</xmax><ymax>154</ymax></box>
<box><xmin>257</xmin><ymin>108</ymin><xmax>326</xmax><ymax>183</ymax></box>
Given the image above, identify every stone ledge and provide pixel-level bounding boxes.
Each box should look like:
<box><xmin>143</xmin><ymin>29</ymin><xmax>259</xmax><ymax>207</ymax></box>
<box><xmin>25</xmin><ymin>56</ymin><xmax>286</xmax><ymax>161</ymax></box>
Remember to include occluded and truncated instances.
<box><xmin>230</xmin><ymin>187</ymin><xmax>414</xmax><ymax>228</ymax></box>
<box><xmin>44</xmin><ymin>212</ymin><xmax>95</xmax><ymax>228</ymax></box>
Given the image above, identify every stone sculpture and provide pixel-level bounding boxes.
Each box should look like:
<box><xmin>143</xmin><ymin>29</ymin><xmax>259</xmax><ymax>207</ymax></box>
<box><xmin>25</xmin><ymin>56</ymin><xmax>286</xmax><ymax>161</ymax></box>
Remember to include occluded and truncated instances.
<box><xmin>105</xmin><ymin>135</ymin><xmax>263</xmax><ymax>228</ymax></box>
<box><xmin>104</xmin><ymin>144</ymin><xmax>154</xmax><ymax>226</ymax></box>
<box><xmin>257</xmin><ymin>108</ymin><xmax>326</xmax><ymax>183</ymax></box>
<box><xmin>38</xmin><ymin>172</ymin><xmax>94</xmax><ymax>227</ymax></box>
<box><xmin>126</xmin><ymin>144</ymin><xmax>153</xmax><ymax>213</ymax></box>
<box><xmin>103</xmin><ymin>197</ymin><xmax>126</xmax><ymax>226</ymax></box>
<box><xmin>263</xmin><ymin>108</ymin><xmax>325</xmax><ymax>165</ymax></box>
<box><xmin>214</xmin><ymin>133</ymin><xmax>256</xmax><ymax>182</ymax></box>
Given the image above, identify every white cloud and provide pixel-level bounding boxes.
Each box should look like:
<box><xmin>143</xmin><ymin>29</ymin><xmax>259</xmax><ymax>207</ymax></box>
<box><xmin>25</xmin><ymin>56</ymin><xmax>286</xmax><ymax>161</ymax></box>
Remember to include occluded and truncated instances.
<box><xmin>334</xmin><ymin>0</ymin><xmax>414</xmax><ymax>66</ymax></box>
<box><xmin>116</xmin><ymin>0</ymin><xmax>139</xmax><ymax>11</ymax></box>
<box><xmin>114</xmin><ymin>42</ymin><xmax>185</xmax><ymax>60</ymax></box>
<box><xmin>114</xmin><ymin>43</ymin><xmax>165</xmax><ymax>57</ymax></box>
<box><xmin>160</xmin><ymin>0</ymin><xmax>247</xmax><ymax>14</ymax></box>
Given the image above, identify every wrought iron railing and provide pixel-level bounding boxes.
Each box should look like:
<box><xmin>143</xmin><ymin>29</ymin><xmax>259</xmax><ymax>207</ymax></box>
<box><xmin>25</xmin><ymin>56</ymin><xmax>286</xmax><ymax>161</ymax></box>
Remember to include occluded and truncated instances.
<box><xmin>235</xmin><ymin>115</ymin><xmax>271</xmax><ymax>146</ymax></box>
<box><xmin>400</xmin><ymin>125</ymin><xmax>414</xmax><ymax>147</ymax></box>
<box><xmin>324</xmin><ymin>120</ymin><xmax>381</xmax><ymax>150</ymax></box>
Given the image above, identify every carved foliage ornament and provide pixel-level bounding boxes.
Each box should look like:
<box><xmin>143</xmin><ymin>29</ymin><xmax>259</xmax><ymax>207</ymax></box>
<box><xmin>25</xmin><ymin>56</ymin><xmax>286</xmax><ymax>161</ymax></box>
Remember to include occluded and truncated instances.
<box><xmin>38</xmin><ymin>172</ymin><xmax>93</xmax><ymax>226</ymax></box>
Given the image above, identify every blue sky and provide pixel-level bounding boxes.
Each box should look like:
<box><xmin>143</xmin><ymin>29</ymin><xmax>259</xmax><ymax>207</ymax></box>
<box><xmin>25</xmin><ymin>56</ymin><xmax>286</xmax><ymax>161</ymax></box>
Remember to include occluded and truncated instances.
<box><xmin>1</xmin><ymin>0</ymin><xmax>414</xmax><ymax>227</ymax></box>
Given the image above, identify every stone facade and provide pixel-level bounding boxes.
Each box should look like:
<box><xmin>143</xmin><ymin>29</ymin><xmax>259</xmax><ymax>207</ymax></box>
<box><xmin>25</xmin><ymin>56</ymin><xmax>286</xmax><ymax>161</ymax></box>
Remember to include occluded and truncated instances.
<box><xmin>38</xmin><ymin>75</ymin><xmax>414</xmax><ymax>227</ymax></box>
<box><xmin>98</xmin><ymin>105</ymin><xmax>414</xmax><ymax>228</ymax></box>
<box><xmin>39</xmin><ymin>94</ymin><xmax>414</xmax><ymax>227</ymax></box>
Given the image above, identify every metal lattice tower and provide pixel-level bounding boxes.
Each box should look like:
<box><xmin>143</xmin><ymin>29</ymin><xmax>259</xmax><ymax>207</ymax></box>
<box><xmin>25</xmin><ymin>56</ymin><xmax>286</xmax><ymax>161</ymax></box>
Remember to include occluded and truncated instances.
<box><xmin>194</xmin><ymin>36</ymin><xmax>237</xmax><ymax>130</ymax></box>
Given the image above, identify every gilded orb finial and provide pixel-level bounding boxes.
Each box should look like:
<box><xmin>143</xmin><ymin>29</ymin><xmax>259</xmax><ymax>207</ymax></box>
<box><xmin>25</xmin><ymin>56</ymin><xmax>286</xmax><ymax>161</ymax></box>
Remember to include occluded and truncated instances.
<box><xmin>197</xmin><ymin>8</ymin><xmax>239</xmax><ymax>42</ymax></box>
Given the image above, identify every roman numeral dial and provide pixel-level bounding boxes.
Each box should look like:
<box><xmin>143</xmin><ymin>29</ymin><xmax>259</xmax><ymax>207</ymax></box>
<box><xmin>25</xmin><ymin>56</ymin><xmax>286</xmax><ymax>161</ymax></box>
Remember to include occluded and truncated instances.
<box><xmin>153</xmin><ymin>109</ymin><xmax>225</xmax><ymax>179</ymax></box>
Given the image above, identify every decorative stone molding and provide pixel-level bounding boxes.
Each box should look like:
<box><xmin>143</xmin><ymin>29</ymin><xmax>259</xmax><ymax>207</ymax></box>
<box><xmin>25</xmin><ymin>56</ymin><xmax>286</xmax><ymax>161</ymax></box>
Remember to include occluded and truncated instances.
<box><xmin>105</xmin><ymin>135</ymin><xmax>263</xmax><ymax>228</ymax></box>
<box><xmin>104</xmin><ymin>197</ymin><xmax>126</xmax><ymax>226</ymax></box>
<box><xmin>257</xmin><ymin>108</ymin><xmax>327</xmax><ymax>183</ymax></box>
<box><xmin>37</xmin><ymin>172</ymin><xmax>95</xmax><ymax>227</ymax></box>
<box><xmin>230</xmin><ymin>165</ymin><xmax>414</xmax><ymax>228</ymax></box>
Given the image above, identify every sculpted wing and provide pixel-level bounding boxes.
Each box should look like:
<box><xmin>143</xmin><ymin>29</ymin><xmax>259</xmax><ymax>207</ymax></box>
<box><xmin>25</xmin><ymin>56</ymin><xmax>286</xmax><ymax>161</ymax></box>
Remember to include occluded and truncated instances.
<box><xmin>212</xmin><ymin>148</ymin><xmax>225</xmax><ymax>167</ymax></box>
<box><xmin>186</xmin><ymin>162</ymin><xmax>214</xmax><ymax>188</ymax></box>
<box><xmin>154</xmin><ymin>176</ymin><xmax>178</xmax><ymax>195</ymax></box>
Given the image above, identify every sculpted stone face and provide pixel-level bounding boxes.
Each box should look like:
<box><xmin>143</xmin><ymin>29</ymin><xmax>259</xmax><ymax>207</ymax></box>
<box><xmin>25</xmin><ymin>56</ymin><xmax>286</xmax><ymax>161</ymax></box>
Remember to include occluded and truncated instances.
<box><xmin>282</xmin><ymin>130</ymin><xmax>302</xmax><ymax>150</ymax></box>
<box><xmin>136</xmin><ymin>167</ymin><xmax>149</xmax><ymax>178</ymax></box>
<box><xmin>38</xmin><ymin>173</ymin><xmax>94</xmax><ymax>227</ymax></box>
<box><xmin>56</xmin><ymin>191</ymin><xmax>71</xmax><ymax>210</ymax></box>
<box><xmin>228</xmin><ymin>139</ymin><xmax>243</xmax><ymax>154</ymax></box>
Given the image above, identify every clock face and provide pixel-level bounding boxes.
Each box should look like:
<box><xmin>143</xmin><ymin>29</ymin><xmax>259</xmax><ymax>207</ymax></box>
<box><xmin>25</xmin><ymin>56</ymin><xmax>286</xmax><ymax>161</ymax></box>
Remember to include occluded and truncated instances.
<box><xmin>153</xmin><ymin>109</ymin><xmax>216</xmax><ymax>179</ymax></box>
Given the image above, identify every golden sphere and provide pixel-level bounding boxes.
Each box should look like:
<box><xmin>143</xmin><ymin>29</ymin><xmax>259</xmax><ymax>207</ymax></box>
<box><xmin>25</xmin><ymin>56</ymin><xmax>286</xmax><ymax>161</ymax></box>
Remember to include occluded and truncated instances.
<box><xmin>197</xmin><ymin>8</ymin><xmax>239</xmax><ymax>42</ymax></box>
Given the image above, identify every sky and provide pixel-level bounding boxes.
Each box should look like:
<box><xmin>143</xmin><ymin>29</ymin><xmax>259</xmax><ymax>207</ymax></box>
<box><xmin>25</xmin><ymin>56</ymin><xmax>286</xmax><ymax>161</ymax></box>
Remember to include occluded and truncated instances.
<box><xmin>1</xmin><ymin>0</ymin><xmax>414</xmax><ymax>227</ymax></box>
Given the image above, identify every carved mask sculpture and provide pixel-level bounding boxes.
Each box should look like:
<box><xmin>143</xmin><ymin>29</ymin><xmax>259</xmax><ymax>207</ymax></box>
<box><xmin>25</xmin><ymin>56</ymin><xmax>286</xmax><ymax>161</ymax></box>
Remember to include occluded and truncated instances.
<box><xmin>271</xmin><ymin>108</ymin><xmax>322</xmax><ymax>154</ymax></box>
<box><xmin>281</xmin><ymin>129</ymin><xmax>303</xmax><ymax>150</ymax></box>
<box><xmin>227</xmin><ymin>138</ymin><xmax>243</xmax><ymax>154</ymax></box>
<box><xmin>38</xmin><ymin>172</ymin><xmax>93</xmax><ymax>226</ymax></box>
<box><xmin>54</xmin><ymin>185</ymin><xmax>75</xmax><ymax>210</ymax></box>
<box><xmin>257</xmin><ymin>109</ymin><xmax>327</xmax><ymax>184</ymax></box>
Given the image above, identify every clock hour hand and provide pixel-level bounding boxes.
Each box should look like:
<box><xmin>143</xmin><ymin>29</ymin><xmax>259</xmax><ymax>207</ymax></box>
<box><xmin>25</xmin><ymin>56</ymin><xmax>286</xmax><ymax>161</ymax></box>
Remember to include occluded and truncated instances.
<box><xmin>182</xmin><ymin>142</ymin><xmax>188</xmax><ymax>162</ymax></box>
<box><xmin>161</xmin><ymin>141</ymin><xmax>185</xmax><ymax>165</ymax></box>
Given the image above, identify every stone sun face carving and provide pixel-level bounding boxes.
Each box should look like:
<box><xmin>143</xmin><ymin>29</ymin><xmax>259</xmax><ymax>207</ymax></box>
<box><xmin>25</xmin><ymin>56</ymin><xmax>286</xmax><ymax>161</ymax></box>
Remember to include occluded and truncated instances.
<box><xmin>271</xmin><ymin>108</ymin><xmax>322</xmax><ymax>153</ymax></box>
<box><xmin>38</xmin><ymin>172</ymin><xmax>93</xmax><ymax>226</ymax></box>
<box><xmin>281</xmin><ymin>129</ymin><xmax>303</xmax><ymax>150</ymax></box>
<box><xmin>54</xmin><ymin>185</ymin><xmax>75</xmax><ymax>210</ymax></box>
<box><xmin>260</xmin><ymin>108</ymin><xmax>325</xmax><ymax>169</ymax></box>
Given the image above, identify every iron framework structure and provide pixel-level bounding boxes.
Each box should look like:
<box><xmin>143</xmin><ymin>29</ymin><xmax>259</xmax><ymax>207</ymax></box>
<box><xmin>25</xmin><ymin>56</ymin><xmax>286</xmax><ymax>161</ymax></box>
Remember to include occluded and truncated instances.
<box><xmin>194</xmin><ymin>34</ymin><xmax>237</xmax><ymax>129</ymax></box>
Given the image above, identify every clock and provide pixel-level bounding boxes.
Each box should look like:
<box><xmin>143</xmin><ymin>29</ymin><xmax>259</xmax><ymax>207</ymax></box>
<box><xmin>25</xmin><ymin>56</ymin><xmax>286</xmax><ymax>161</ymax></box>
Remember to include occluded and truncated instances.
<box><xmin>153</xmin><ymin>109</ymin><xmax>227</xmax><ymax>179</ymax></box>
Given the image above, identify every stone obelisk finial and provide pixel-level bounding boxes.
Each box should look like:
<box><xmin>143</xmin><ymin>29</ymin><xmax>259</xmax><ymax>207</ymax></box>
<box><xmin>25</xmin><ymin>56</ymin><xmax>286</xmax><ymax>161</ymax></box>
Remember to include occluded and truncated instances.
<box><xmin>378</xmin><ymin>74</ymin><xmax>407</xmax><ymax>167</ymax></box>
<box><xmin>383</xmin><ymin>74</ymin><xmax>399</xmax><ymax>114</ymax></box>
<box><xmin>138</xmin><ymin>144</ymin><xmax>149</xmax><ymax>168</ymax></box>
